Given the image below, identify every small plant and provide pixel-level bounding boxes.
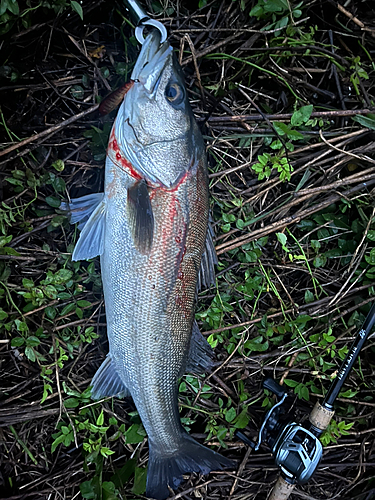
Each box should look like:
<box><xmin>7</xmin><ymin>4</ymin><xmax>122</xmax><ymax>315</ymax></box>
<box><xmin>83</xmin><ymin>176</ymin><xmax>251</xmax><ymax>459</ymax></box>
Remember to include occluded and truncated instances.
<box><xmin>251</xmin><ymin>106</ymin><xmax>315</xmax><ymax>182</ymax></box>
<box><xmin>0</xmin><ymin>0</ymin><xmax>83</xmax><ymax>36</ymax></box>
<box><xmin>250</xmin><ymin>0</ymin><xmax>303</xmax><ymax>32</ymax></box>
<box><xmin>320</xmin><ymin>419</ymin><xmax>354</xmax><ymax>446</ymax></box>
<box><xmin>350</xmin><ymin>56</ymin><xmax>369</xmax><ymax>96</ymax></box>
<box><xmin>252</xmin><ymin>151</ymin><xmax>293</xmax><ymax>182</ymax></box>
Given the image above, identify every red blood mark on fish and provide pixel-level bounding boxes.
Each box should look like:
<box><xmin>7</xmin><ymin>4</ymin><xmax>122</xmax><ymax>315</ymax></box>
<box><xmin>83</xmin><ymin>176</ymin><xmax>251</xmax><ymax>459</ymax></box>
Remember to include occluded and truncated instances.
<box><xmin>108</xmin><ymin>127</ymin><xmax>142</xmax><ymax>181</ymax></box>
<box><xmin>177</xmin><ymin>271</ymin><xmax>184</xmax><ymax>280</ymax></box>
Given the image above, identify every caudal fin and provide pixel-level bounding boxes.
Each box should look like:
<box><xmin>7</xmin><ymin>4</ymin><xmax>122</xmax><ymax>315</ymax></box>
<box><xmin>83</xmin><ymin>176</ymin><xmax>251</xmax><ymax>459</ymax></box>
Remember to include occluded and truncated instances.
<box><xmin>146</xmin><ymin>433</ymin><xmax>234</xmax><ymax>500</ymax></box>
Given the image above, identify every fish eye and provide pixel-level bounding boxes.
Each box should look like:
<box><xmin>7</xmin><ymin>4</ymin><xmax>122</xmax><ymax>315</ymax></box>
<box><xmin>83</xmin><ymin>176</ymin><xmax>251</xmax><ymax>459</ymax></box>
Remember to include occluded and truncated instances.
<box><xmin>165</xmin><ymin>83</ymin><xmax>184</xmax><ymax>105</ymax></box>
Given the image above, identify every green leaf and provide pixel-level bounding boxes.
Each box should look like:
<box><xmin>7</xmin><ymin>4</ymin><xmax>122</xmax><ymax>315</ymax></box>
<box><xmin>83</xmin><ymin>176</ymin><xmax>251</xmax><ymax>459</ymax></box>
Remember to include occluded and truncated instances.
<box><xmin>52</xmin><ymin>160</ymin><xmax>65</xmax><ymax>172</ymax></box>
<box><xmin>7</xmin><ymin>0</ymin><xmax>19</xmax><ymax>15</ymax></box>
<box><xmin>291</xmin><ymin>105</ymin><xmax>313</xmax><ymax>126</ymax></box>
<box><xmin>352</xmin><ymin>114</ymin><xmax>375</xmax><ymax>130</ymax></box>
<box><xmin>96</xmin><ymin>410</ymin><xmax>104</xmax><ymax>426</ymax></box>
<box><xmin>100</xmin><ymin>447</ymin><xmax>115</xmax><ymax>457</ymax></box>
<box><xmin>70</xmin><ymin>85</ymin><xmax>84</xmax><ymax>100</ymax></box>
<box><xmin>313</xmin><ymin>254</ymin><xmax>327</xmax><ymax>268</ymax></box>
<box><xmin>77</xmin><ymin>300</ymin><xmax>92</xmax><ymax>308</ymax></box>
<box><xmin>304</xmin><ymin>290</ymin><xmax>314</xmax><ymax>304</ymax></box>
<box><xmin>365</xmin><ymin>248</ymin><xmax>375</xmax><ymax>265</ymax></box>
<box><xmin>102</xmin><ymin>481</ymin><xmax>117</xmax><ymax>499</ymax></box>
<box><xmin>71</xmin><ymin>0</ymin><xmax>83</xmax><ymax>20</ymax></box>
<box><xmin>22</xmin><ymin>278</ymin><xmax>34</xmax><ymax>289</ymax></box>
<box><xmin>276</xmin><ymin>232</ymin><xmax>287</xmax><ymax>246</ymax></box>
<box><xmin>60</xmin><ymin>302</ymin><xmax>76</xmax><ymax>316</ymax></box>
<box><xmin>25</xmin><ymin>346</ymin><xmax>36</xmax><ymax>362</ymax></box>
<box><xmin>125</xmin><ymin>424</ymin><xmax>146</xmax><ymax>444</ymax></box>
<box><xmin>45</xmin><ymin>196</ymin><xmax>61</xmax><ymax>208</ymax></box>
<box><xmin>44</xmin><ymin>285</ymin><xmax>57</xmax><ymax>300</ymax></box>
<box><xmin>51</xmin><ymin>176</ymin><xmax>66</xmax><ymax>193</ymax></box>
<box><xmin>283</xmin><ymin>379</ymin><xmax>298</xmax><ymax>387</ymax></box>
<box><xmin>0</xmin><ymin>308</ymin><xmax>8</xmax><ymax>320</ymax></box>
<box><xmin>64</xmin><ymin>397</ymin><xmax>80</xmax><ymax>408</ymax></box>
<box><xmin>15</xmin><ymin>319</ymin><xmax>28</xmax><ymax>332</ymax></box>
<box><xmin>225</xmin><ymin>407</ymin><xmax>236</xmax><ymax>423</ymax></box>
<box><xmin>116</xmin><ymin>62</ymin><xmax>128</xmax><ymax>76</ymax></box>
<box><xmin>233</xmin><ymin>409</ymin><xmax>249</xmax><ymax>429</ymax></box>
<box><xmin>0</xmin><ymin>235</ymin><xmax>12</xmax><ymax>247</ymax></box>
<box><xmin>367</xmin><ymin>230</ymin><xmax>375</xmax><ymax>241</ymax></box>
<box><xmin>51</xmin><ymin>433</ymin><xmax>66</xmax><ymax>453</ymax></box>
<box><xmin>132</xmin><ymin>467</ymin><xmax>147</xmax><ymax>495</ymax></box>
<box><xmin>111</xmin><ymin>458</ymin><xmax>136</xmax><ymax>488</ymax></box>
<box><xmin>58</xmin><ymin>269</ymin><xmax>73</xmax><ymax>281</ymax></box>
<box><xmin>26</xmin><ymin>336</ymin><xmax>40</xmax><ymax>347</ymax></box>
<box><xmin>11</xmin><ymin>336</ymin><xmax>25</xmax><ymax>347</ymax></box>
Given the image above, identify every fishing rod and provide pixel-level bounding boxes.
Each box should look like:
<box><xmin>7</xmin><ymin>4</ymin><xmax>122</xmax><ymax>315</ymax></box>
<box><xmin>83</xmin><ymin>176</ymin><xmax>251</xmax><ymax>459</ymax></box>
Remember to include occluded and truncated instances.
<box><xmin>237</xmin><ymin>302</ymin><xmax>375</xmax><ymax>499</ymax></box>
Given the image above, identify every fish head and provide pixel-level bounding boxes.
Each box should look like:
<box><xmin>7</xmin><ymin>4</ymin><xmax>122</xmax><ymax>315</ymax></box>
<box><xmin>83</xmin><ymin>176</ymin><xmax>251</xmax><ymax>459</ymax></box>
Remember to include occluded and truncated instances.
<box><xmin>114</xmin><ymin>30</ymin><xmax>204</xmax><ymax>189</ymax></box>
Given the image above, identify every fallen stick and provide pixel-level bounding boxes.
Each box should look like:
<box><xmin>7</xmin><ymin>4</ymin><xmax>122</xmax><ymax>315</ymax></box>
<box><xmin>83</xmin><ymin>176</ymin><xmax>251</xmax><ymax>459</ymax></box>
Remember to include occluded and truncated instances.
<box><xmin>206</xmin><ymin>108</ymin><xmax>374</xmax><ymax>123</ymax></box>
<box><xmin>0</xmin><ymin>104</ymin><xmax>99</xmax><ymax>158</ymax></box>
<box><xmin>215</xmin><ymin>177</ymin><xmax>375</xmax><ymax>255</ymax></box>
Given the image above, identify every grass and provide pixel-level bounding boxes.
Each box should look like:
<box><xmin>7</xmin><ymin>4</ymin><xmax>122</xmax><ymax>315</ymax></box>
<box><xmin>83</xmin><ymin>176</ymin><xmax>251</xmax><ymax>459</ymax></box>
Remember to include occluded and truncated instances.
<box><xmin>0</xmin><ymin>0</ymin><xmax>375</xmax><ymax>499</ymax></box>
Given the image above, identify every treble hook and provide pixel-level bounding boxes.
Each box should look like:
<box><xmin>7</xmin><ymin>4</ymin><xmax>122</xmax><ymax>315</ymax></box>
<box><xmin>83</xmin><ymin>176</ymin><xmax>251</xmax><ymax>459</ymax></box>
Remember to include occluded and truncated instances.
<box><xmin>123</xmin><ymin>0</ymin><xmax>167</xmax><ymax>45</ymax></box>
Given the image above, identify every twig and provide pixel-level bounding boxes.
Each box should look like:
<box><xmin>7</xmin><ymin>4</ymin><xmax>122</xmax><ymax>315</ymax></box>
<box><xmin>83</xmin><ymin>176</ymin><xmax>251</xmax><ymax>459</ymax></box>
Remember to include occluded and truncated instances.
<box><xmin>169</xmin><ymin>479</ymin><xmax>214</xmax><ymax>500</ymax></box>
<box><xmin>0</xmin><ymin>104</ymin><xmax>99</xmax><ymax>158</ymax></box>
<box><xmin>229</xmin><ymin>446</ymin><xmax>252</xmax><ymax>496</ymax></box>
<box><xmin>319</xmin><ymin>129</ymin><xmax>375</xmax><ymax>164</ymax></box>
<box><xmin>216</xmin><ymin>178</ymin><xmax>375</xmax><ymax>254</ymax></box>
<box><xmin>205</xmin><ymin>108</ymin><xmax>374</xmax><ymax>123</ymax></box>
<box><xmin>181</xmin><ymin>32</ymin><xmax>243</xmax><ymax>66</ymax></box>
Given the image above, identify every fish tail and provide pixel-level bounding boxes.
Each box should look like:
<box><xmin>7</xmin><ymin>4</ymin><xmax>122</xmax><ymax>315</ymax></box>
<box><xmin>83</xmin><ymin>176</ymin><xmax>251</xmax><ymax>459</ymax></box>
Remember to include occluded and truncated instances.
<box><xmin>146</xmin><ymin>433</ymin><xmax>234</xmax><ymax>500</ymax></box>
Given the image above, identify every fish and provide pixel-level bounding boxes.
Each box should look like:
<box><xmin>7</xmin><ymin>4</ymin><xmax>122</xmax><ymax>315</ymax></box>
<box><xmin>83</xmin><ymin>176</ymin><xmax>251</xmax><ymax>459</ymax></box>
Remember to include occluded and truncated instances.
<box><xmin>63</xmin><ymin>29</ymin><xmax>233</xmax><ymax>499</ymax></box>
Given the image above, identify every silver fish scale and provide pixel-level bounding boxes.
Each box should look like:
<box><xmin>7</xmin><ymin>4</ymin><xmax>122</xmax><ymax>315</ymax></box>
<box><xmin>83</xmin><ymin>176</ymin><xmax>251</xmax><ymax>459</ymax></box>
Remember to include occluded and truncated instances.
<box><xmin>101</xmin><ymin>154</ymin><xmax>209</xmax><ymax>452</ymax></box>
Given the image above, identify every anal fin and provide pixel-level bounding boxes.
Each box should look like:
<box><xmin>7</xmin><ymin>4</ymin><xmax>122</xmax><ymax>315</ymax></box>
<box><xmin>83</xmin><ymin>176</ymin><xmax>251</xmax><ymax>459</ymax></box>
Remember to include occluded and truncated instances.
<box><xmin>91</xmin><ymin>354</ymin><xmax>129</xmax><ymax>400</ymax></box>
<box><xmin>185</xmin><ymin>321</ymin><xmax>214</xmax><ymax>374</ymax></box>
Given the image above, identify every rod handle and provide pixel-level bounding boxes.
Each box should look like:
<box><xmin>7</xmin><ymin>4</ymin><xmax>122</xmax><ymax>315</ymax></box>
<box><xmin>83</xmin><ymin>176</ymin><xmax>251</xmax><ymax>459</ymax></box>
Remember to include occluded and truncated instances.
<box><xmin>268</xmin><ymin>476</ymin><xmax>295</xmax><ymax>500</ymax></box>
<box><xmin>309</xmin><ymin>402</ymin><xmax>335</xmax><ymax>431</ymax></box>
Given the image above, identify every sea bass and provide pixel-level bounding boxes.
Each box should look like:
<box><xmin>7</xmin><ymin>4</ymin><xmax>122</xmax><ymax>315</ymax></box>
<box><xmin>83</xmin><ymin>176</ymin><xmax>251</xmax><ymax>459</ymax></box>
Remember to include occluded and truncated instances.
<box><xmin>64</xmin><ymin>30</ymin><xmax>232</xmax><ymax>499</ymax></box>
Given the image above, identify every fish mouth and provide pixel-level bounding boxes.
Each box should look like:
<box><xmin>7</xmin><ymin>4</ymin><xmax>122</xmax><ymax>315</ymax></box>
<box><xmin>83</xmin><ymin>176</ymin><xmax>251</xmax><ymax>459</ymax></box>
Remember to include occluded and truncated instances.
<box><xmin>131</xmin><ymin>30</ymin><xmax>173</xmax><ymax>96</ymax></box>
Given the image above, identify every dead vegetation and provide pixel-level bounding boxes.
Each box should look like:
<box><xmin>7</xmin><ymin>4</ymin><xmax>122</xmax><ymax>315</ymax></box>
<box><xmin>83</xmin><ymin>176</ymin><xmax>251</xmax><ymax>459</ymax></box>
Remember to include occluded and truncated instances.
<box><xmin>0</xmin><ymin>1</ymin><xmax>375</xmax><ymax>499</ymax></box>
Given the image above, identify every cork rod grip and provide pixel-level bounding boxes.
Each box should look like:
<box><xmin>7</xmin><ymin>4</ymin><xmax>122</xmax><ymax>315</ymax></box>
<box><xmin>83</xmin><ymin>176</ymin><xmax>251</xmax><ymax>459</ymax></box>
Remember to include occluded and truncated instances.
<box><xmin>309</xmin><ymin>402</ymin><xmax>335</xmax><ymax>431</ymax></box>
<box><xmin>268</xmin><ymin>476</ymin><xmax>295</xmax><ymax>500</ymax></box>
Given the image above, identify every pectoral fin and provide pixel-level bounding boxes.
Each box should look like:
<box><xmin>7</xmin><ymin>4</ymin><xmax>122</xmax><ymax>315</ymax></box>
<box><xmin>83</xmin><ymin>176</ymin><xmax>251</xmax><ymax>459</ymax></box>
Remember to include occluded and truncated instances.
<box><xmin>72</xmin><ymin>200</ymin><xmax>106</xmax><ymax>261</ymax></box>
<box><xmin>61</xmin><ymin>193</ymin><xmax>106</xmax><ymax>261</ymax></box>
<box><xmin>127</xmin><ymin>180</ymin><xmax>154</xmax><ymax>254</ymax></box>
<box><xmin>60</xmin><ymin>193</ymin><xmax>104</xmax><ymax>230</ymax></box>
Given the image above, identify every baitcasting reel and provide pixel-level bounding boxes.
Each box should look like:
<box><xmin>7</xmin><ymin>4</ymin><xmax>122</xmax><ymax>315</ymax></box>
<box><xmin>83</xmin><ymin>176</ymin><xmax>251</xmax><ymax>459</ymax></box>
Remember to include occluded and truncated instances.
<box><xmin>237</xmin><ymin>377</ymin><xmax>323</xmax><ymax>486</ymax></box>
<box><xmin>237</xmin><ymin>302</ymin><xmax>375</xmax><ymax>499</ymax></box>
